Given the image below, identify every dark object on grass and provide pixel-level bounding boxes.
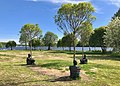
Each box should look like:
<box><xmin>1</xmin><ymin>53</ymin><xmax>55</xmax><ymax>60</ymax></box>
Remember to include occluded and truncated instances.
<box><xmin>69</xmin><ymin>66</ymin><xmax>80</xmax><ymax>80</ymax></box>
<box><xmin>80</xmin><ymin>54</ymin><xmax>88</xmax><ymax>64</ymax></box>
<box><xmin>73</xmin><ymin>59</ymin><xmax>77</xmax><ymax>66</ymax></box>
<box><xmin>26</xmin><ymin>54</ymin><xmax>35</xmax><ymax>65</ymax></box>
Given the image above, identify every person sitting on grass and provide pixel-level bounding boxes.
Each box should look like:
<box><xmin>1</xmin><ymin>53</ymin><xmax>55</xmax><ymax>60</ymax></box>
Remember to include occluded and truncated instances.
<box><xmin>80</xmin><ymin>54</ymin><xmax>87</xmax><ymax>64</ymax></box>
<box><xmin>26</xmin><ymin>54</ymin><xmax>35</xmax><ymax>65</ymax></box>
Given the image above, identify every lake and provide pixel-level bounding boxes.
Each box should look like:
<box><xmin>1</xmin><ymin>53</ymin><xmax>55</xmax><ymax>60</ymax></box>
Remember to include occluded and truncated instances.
<box><xmin>0</xmin><ymin>46</ymin><xmax>113</xmax><ymax>51</ymax></box>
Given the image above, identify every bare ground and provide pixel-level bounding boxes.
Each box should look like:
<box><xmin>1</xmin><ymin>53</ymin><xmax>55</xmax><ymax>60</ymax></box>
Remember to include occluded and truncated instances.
<box><xmin>30</xmin><ymin>66</ymin><xmax>90</xmax><ymax>81</ymax></box>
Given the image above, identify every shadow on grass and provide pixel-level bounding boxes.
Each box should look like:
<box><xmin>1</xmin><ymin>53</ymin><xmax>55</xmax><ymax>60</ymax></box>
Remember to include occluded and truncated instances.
<box><xmin>0</xmin><ymin>54</ymin><xmax>16</xmax><ymax>57</ymax></box>
<box><xmin>50</xmin><ymin>76</ymin><xmax>72</xmax><ymax>82</ymax></box>
<box><xmin>75</xmin><ymin>55</ymin><xmax>120</xmax><ymax>61</ymax></box>
<box><xmin>0</xmin><ymin>79</ymin><xmax>47</xmax><ymax>86</ymax></box>
<box><xmin>17</xmin><ymin>63</ymin><xmax>62</xmax><ymax>70</ymax></box>
<box><xmin>0</xmin><ymin>79</ymin><xmax>39</xmax><ymax>86</ymax></box>
<box><xmin>48</xmin><ymin>50</ymin><xmax>110</xmax><ymax>55</ymax></box>
<box><xmin>0</xmin><ymin>76</ymin><xmax>73</xmax><ymax>86</ymax></box>
<box><xmin>25</xmin><ymin>62</ymin><xmax>59</xmax><ymax>68</ymax></box>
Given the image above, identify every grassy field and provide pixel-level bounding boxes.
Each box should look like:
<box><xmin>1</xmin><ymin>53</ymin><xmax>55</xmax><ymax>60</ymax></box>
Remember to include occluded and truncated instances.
<box><xmin>0</xmin><ymin>50</ymin><xmax>120</xmax><ymax>86</ymax></box>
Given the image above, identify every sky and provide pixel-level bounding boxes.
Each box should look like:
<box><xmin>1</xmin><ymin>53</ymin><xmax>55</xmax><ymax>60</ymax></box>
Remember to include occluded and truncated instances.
<box><xmin>0</xmin><ymin>0</ymin><xmax>120</xmax><ymax>43</ymax></box>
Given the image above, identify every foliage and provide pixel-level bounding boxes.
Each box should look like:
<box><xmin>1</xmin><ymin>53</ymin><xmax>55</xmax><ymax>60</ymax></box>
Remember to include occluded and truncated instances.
<box><xmin>55</xmin><ymin>2</ymin><xmax>95</xmax><ymax>60</ymax></box>
<box><xmin>57</xmin><ymin>34</ymin><xmax>78</xmax><ymax>51</ymax></box>
<box><xmin>5</xmin><ymin>41</ymin><xmax>16</xmax><ymax>50</ymax></box>
<box><xmin>29</xmin><ymin>38</ymin><xmax>41</xmax><ymax>49</ymax></box>
<box><xmin>57</xmin><ymin>39</ymin><xmax>63</xmax><ymax>47</ymax></box>
<box><xmin>0</xmin><ymin>42</ymin><xmax>6</xmax><ymax>48</ymax></box>
<box><xmin>80</xmin><ymin>22</ymin><xmax>93</xmax><ymax>46</ymax></box>
<box><xmin>112</xmin><ymin>8</ymin><xmax>120</xmax><ymax>19</ymax></box>
<box><xmin>104</xmin><ymin>17</ymin><xmax>120</xmax><ymax>52</ymax></box>
<box><xmin>0</xmin><ymin>43</ymin><xmax>3</xmax><ymax>48</ymax></box>
<box><xmin>90</xmin><ymin>26</ymin><xmax>107</xmax><ymax>53</ymax></box>
<box><xmin>19</xmin><ymin>24</ymin><xmax>42</xmax><ymax>55</ymax></box>
<box><xmin>19</xmin><ymin>32</ymin><xmax>29</xmax><ymax>50</ymax></box>
<box><xmin>78</xmin><ymin>22</ymin><xmax>93</xmax><ymax>53</ymax></box>
<box><xmin>62</xmin><ymin>34</ymin><xmax>78</xmax><ymax>51</ymax></box>
<box><xmin>43</xmin><ymin>31</ymin><xmax>58</xmax><ymax>50</ymax></box>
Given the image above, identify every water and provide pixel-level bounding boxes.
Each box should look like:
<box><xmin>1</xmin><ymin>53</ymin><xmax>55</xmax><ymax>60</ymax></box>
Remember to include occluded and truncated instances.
<box><xmin>0</xmin><ymin>46</ymin><xmax>113</xmax><ymax>51</ymax></box>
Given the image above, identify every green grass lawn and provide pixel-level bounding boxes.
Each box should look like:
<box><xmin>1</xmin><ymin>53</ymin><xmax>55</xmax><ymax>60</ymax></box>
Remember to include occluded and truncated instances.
<box><xmin>0</xmin><ymin>50</ymin><xmax>120</xmax><ymax>86</ymax></box>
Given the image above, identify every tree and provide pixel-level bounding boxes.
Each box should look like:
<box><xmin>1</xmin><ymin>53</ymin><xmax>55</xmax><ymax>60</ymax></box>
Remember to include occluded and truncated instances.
<box><xmin>6</xmin><ymin>41</ymin><xmax>16</xmax><ymax>50</ymax></box>
<box><xmin>79</xmin><ymin>22</ymin><xmax>93</xmax><ymax>54</ymax></box>
<box><xmin>104</xmin><ymin>17</ymin><xmax>120</xmax><ymax>52</ymax></box>
<box><xmin>62</xmin><ymin>34</ymin><xmax>78</xmax><ymax>51</ymax></box>
<box><xmin>89</xmin><ymin>26</ymin><xmax>107</xmax><ymax>53</ymax></box>
<box><xmin>0</xmin><ymin>43</ymin><xmax>3</xmax><ymax>48</ymax></box>
<box><xmin>43</xmin><ymin>31</ymin><xmax>58</xmax><ymax>50</ymax></box>
<box><xmin>19</xmin><ymin>24</ymin><xmax>42</xmax><ymax>56</ymax></box>
<box><xmin>57</xmin><ymin>39</ymin><xmax>63</xmax><ymax>47</ymax></box>
<box><xmin>112</xmin><ymin>8</ymin><xmax>120</xmax><ymax>19</ymax></box>
<box><xmin>19</xmin><ymin>33</ymin><xmax>29</xmax><ymax>50</ymax></box>
<box><xmin>55</xmin><ymin>2</ymin><xmax>95</xmax><ymax>62</ymax></box>
<box><xmin>29</xmin><ymin>38</ymin><xmax>41</xmax><ymax>50</ymax></box>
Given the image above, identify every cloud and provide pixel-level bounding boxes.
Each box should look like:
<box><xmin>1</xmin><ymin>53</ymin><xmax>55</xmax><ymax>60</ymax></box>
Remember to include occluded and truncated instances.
<box><xmin>106</xmin><ymin>0</ymin><xmax>120</xmax><ymax>7</ymax></box>
<box><xmin>26</xmin><ymin>0</ymin><xmax>91</xmax><ymax>4</ymax></box>
<box><xmin>26</xmin><ymin>0</ymin><xmax>103</xmax><ymax>14</ymax></box>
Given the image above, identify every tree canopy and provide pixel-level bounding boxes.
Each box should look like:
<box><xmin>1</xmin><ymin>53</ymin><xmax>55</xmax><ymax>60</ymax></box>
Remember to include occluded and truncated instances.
<box><xmin>6</xmin><ymin>41</ymin><xmax>16</xmax><ymax>50</ymax></box>
<box><xmin>112</xmin><ymin>8</ymin><xmax>120</xmax><ymax>19</ymax></box>
<box><xmin>104</xmin><ymin>17</ymin><xmax>120</xmax><ymax>52</ymax></box>
<box><xmin>79</xmin><ymin>22</ymin><xmax>93</xmax><ymax>53</ymax></box>
<box><xmin>55</xmin><ymin>2</ymin><xmax>95</xmax><ymax>60</ymax></box>
<box><xmin>29</xmin><ymin>38</ymin><xmax>41</xmax><ymax>50</ymax></box>
<box><xmin>0</xmin><ymin>43</ymin><xmax>3</xmax><ymax>48</ymax></box>
<box><xmin>62</xmin><ymin>34</ymin><xmax>78</xmax><ymax>51</ymax></box>
<box><xmin>90</xmin><ymin>26</ymin><xmax>107</xmax><ymax>53</ymax></box>
<box><xmin>43</xmin><ymin>31</ymin><xmax>58</xmax><ymax>50</ymax></box>
<box><xmin>19</xmin><ymin>24</ymin><xmax>42</xmax><ymax>56</ymax></box>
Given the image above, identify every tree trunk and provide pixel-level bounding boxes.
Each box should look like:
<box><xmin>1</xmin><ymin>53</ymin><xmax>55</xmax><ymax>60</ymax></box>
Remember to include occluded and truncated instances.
<box><xmin>73</xmin><ymin>37</ymin><xmax>76</xmax><ymax>61</ymax></box>
<box><xmin>69</xmin><ymin>45</ymin><xmax>71</xmax><ymax>52</ymax></box>
<box><xmin>11</xmin><ymin>46</ymin><xmax>12</xmax><ymax>50</ymax></box>
<box><xmin>82</xmin><ymin>45</ymin><xmax>84</xmax><ymax>57</ymax></box>
<box><xmin>89</xmin><ymin>45</ymin><xmax>91</xmax><ymax>51</ymax></box>
<box><xmin>30</xmin><ymin>40</ymin><xmax>32</xmax><ymax>58</ymax></box>
<box><xmin>101</xmin><ymin>46</ymin><xmax>106</xmax><ymax>53</ymax></box>
<box><xmin>73</xmin><ymin>41</ymin><xmax>76</xmax><ymax>60</ymax></box>
<box><xmin>48</xmin><ymin>43</ymin><xmax>51</xmax><ymax>50</ymax></box>
<box><xmin>25</xmin><ymin>40</ymin><xmax>27</xmax><ymax>50</ymax></box>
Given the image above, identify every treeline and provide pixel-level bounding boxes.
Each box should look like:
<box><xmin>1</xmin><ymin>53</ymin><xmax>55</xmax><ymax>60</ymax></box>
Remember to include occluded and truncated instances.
<box><xmin>1</xmin><ymin>3</ymin><xmax>120</xmax><ymax>55</ymax></box>
<box><xmin>0</xmin><ymin>42</ymin><xmax>6</xmax><ymax>48</ymax></box>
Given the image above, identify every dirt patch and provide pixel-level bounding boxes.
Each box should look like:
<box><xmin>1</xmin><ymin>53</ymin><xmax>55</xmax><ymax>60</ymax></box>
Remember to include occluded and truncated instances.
<box><xmin>30</xmin><ymin>67</ymin><xmax>90</xmax><ymax>81</ymax></box>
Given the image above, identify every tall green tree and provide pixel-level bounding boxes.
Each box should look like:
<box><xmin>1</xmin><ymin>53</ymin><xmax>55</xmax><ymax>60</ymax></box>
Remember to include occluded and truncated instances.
<box><xmin>90</xmin><ymin>26</ymin><xmax>107</xmax><ymax>53</ymax></box>
<box><xmin>19</xmin><ymin>24</ymin><xmax>42</xmax><ymax>56</ymax></box>
<box><xmin>43</xmin><ymin>31</ymin><xmax>58</xmax><ymax>50</ymax></box>
<box><xmin>104</xmin><ymin>17</ymin><xmax>120</xmax><ymax>52</ymax></box>
<box><xmin>6</xmin><ymin>41</ymin><xmax>16</xmax><ymax>50</ymax></box>
<box><xmin>79</xmin><ymin>22</ymin><xmax>93</xmax><ymax>54</ymax></box>
<box><xmin>55</xmin><ymin>2</ymin><xmax>95</xmax><ymax>62</ymax></box>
